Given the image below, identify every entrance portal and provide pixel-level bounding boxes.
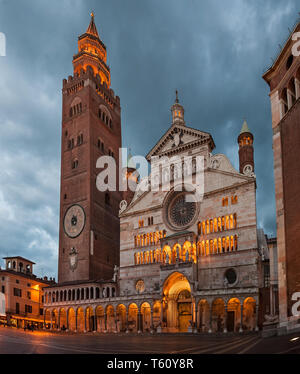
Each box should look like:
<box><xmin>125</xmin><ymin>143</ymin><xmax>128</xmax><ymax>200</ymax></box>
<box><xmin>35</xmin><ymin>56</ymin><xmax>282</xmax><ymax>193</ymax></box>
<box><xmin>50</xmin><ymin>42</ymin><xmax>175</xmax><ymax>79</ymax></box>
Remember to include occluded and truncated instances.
<box><xmin>162</xmin><ymin>272</ymin><xmax>192</xmax><ymax>333</ymax></box>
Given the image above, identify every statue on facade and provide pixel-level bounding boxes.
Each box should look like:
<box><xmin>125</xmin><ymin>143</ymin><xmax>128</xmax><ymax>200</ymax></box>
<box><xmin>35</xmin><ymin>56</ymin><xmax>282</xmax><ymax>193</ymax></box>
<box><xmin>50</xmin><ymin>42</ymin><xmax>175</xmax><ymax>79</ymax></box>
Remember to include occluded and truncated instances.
<box><xmin>185</xmin><ymin>250</ymin><xmax>189</xmax><ymax>262</ymax></box>
<box><xmin>165</xmin><ymin>253</ymin><xmax>169</xmax><ymax>265</ymax></box>
<box><xmin>113</xmin><ymin>265</ymin><xmax>119</xmax><ymax>282</ymax></box>
<box><xmin>102</xmin><ymin>288</ymin><xmax>106</xmax><ymax>298</ymax></box>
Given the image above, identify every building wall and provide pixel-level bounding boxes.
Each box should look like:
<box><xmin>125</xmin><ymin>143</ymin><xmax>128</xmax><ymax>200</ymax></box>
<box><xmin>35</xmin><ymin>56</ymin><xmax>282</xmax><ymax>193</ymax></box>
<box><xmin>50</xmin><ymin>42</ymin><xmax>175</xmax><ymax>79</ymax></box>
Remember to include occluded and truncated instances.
<box><xmin>263</xmin><ymin>24</ymin><xmax>300</xmax><ymax>327</ymax></box>
<box><xmin>0</xmin><ymin>270</ymin><xmax>49</xmax><ymax>323</ymax></box>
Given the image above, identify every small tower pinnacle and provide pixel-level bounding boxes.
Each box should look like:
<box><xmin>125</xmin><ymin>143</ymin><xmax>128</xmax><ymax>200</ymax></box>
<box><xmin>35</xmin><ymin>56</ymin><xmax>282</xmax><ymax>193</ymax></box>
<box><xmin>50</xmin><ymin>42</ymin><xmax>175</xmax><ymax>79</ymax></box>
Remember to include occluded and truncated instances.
<box><xmin>171</xmin><ymin>90</ymin><xmax>185</xmax><ymax>126</ymax></box>
<box><xmin>237</xmin><ymin>119</ymin><xmax>254</xmax><ymax>175</ymax></box>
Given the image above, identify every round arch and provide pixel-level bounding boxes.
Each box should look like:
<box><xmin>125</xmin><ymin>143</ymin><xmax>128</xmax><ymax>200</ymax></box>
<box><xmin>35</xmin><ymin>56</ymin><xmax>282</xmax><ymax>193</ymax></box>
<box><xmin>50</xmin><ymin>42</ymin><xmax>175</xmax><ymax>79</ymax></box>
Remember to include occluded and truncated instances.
<box><xmin>68</xmin><ymin>307</ymin><xmax>76</xmax><ymax>332</ymax></box>
<box><xmin>243</xmin><ymin>297</ymin><xmax>257</xmax><ymax>331</ymax></box>
<box><xmin>106</xmin><ymin>305</ymin><xmax>115</xmax><ymax>333</ymax></box>
<box><xmin>197</xmin><ymin>299</ymin><xmax>210</xmax><ymax>333</ymax></box>
<box><xmin>95</xmin><ymin>305</ymin><xmax>105</xmax><ymax>333</ymax></box>
<box><xmin>128</xmin><ymin>303</ymin><xmax>138</xmax><ymax>332</ymax></box>
<box><xmin>76</xmin><ymin>307</ymin><xmax>85</xmax><ymax>332</ymax></box>
<box><xmin>140</xmin><ymin>302</ymin><xmax>151</xmax><ymax>332</ymax></box>
<box><xmin>162</xmin><ymin>272</ymin><xmax>192</xmax><ymax>332</ymax></box>
<box><xmin>116</xmin><ymin>304</ymin><xmax>127</xmax><ymax>333</ymax></box>
<box><xmin>227</xmin><ymin>298</ymin><xmax>241</xmax><ymax>332</ymax></box>
<box><xmin>211</xmin><ymin>298</ymin><xmax>225</xmax><ymax>333</ymax></box>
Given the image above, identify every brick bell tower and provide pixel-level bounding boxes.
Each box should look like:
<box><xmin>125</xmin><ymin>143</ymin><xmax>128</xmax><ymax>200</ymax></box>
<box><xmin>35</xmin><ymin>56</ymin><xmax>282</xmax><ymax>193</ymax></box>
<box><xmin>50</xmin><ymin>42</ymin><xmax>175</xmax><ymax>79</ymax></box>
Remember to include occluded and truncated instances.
<box><xmin>58</xmin><ymin>13</ymin><xmax>122</xmax><ymax>283</ymax></box>
<box><xmin>237</xmin><ymin>120</ymin><xmax>254</xmax><ymax>175</ymax></box>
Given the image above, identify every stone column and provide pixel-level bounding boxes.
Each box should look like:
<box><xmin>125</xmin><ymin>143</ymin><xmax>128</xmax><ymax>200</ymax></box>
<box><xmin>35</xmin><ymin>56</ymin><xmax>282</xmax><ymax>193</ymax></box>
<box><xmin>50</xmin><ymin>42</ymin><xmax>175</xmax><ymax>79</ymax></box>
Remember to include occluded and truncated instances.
<box><xmin>150</xmin><ymin>308</ymin><xmax>154</xmax><ymax>334</ymax></box>
<box><xmin>255</xmin><ymin>303</ymin><xmax>259</xmax><ymax>332</ymax></box>
<box><xmin>66</xmin><ymin>310</ymin><xmax>69</xmax><ymax>332</ymax></box>
<box><xmin>58</xmin><ymin>310</ymin><xmax>61</xmax><ymax>331</ymax></box>
<box><xmin>270</xmin><ymin>284</ymin><xmax>274</xmax><ymax>316</ymax></box>
<box><xmin>104</xmin><ymin>312</ymin><xmax>108</xmax><ymax>333</ymax></box>
<box><xmin>239</xmin><ymin>304</ymin><xmax>244</xmax><ymax>333</ymax></box>
<box><xmin>50</xmin><ymin>311</ymin><xmax>53</xmax><ymax>330</ymax></box>
<box><xmin>75</xmin><ymin>309</ymin><xmax>78</xmax><ymax>333</ymax></box>
<box><xmin>223</xmin><ymin>304</ymin><xmax>228</xmax><ymax>333</ymax></box>
<box><xmin>137</xmin><ymin>312</ymin><xmax>142</xmax><ymax>334</ymax></box>
<box><xmin>84</xmin><ymin>308</ymin><xmax>87</xmax><ymax>333</ymax></box>
<box><xmin>94</xmin><ymin>310</ymin><xmax>98</xmax><ymax>332</ymax></box>
<box><xmin>208</xmin><ymin>304</ymin><xmax>212</xmax><ymax>334</ymax></box>
<box><xmin>157</xmin><ymin>302</ymin><xmax>163</xmax><ymax>333</ymax></box>
<box><xmin>125</xmin><ymin>311</ymin><xmax>129</xmax><ymax>333</ymax></box>
<box><xmin>194</xmin><ymin>300</ymin><xmax>198</xmax><ymax>333</ymax></box>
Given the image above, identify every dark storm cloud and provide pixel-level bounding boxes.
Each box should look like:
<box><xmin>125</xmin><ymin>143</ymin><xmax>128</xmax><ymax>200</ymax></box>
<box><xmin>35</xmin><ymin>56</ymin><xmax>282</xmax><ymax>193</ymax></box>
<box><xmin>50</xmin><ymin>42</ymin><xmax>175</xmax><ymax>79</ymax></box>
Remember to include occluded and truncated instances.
<box><xmin>0</xmin><ymin>0</ymin><xmax>297</xmax><ymax>277</ymax></box>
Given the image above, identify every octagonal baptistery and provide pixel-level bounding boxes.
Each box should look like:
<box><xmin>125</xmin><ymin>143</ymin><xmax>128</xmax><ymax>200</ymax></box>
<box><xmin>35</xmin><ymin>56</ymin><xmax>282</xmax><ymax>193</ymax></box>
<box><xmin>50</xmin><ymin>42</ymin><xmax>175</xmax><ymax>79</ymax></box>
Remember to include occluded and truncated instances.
<box><xmin>119</xmin><ymin>95</ymin><xmax>263</xmax><ymax>333</ymax></box>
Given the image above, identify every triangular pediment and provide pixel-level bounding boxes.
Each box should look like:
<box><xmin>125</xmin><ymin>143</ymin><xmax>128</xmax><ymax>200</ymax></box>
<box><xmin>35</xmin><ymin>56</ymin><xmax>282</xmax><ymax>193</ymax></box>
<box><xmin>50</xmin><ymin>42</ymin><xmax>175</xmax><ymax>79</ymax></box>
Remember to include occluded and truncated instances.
<box><xmin>146</xmin><ymin>124</ymin><xmax>215</xmax><ymax>161</ymax></box>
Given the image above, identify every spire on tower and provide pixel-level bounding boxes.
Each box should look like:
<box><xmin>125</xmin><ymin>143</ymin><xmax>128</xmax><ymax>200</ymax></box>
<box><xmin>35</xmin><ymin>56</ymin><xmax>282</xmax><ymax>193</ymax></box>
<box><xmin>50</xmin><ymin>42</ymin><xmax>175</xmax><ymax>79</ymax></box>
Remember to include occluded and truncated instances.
<box><xmin>240</xmin><ymin>119</ymin><xmax>251</xmax><ymax>134</ymax></box>
<box><xmin>86</xmin><ymin>12</ymin><xmax>100</xmax><ymax>38</ymax></box>
<box><xmin>73</xmin><ymin>13</ymin><xmax>111</xmax><ymax>87</ymax></box>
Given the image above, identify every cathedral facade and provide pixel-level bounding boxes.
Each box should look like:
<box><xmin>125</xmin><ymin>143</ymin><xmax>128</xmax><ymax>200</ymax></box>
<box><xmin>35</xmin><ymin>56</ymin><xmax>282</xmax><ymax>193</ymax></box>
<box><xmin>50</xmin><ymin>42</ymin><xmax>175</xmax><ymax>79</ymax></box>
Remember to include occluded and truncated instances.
<box><xmin>43</xmin><ymin>15</ymin><xmax>271</xmax><ymax>334</ymax></box>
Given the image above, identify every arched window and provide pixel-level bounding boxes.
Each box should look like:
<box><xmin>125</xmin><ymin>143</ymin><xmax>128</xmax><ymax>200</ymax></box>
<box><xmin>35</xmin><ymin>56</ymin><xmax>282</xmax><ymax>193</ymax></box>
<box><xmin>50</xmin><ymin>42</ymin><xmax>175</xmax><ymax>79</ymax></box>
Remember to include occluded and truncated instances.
<box><xmin>97</xmin><ymin>138</ymin><xmax>104</xmax><ymax>152</ymax></box>
<box><xmin>77</xmin><ymin>133</ymin><xmax>83</xmax><ymax>146</ymax></box>
<box><xmin>72</xmin><ymin>159</ymin><xmax>79</xmax><ymax>169</ymax></box>
<box><xmin>99</xmin><ymin>104</ymin><xmax>112</xmax><ymax>126</ymax></box>
<box><xmin>70</xmin><ymin>97</ymin><xmax>83</xmax><ymax>117</ymax></box>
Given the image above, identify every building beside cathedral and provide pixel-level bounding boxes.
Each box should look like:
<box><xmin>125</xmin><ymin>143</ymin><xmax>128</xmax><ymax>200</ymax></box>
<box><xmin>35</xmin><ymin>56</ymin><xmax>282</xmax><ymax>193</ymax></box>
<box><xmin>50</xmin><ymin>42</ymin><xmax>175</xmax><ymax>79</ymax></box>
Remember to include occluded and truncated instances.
<box><xmin>42</xmin><ymin>14</ymin><xmax>276</xmax><ymax>334</ymax></box>
<box><xmin>263</xmin><ymin>19</ymin><xmax>300</xmax><ymax>335</ymax></box>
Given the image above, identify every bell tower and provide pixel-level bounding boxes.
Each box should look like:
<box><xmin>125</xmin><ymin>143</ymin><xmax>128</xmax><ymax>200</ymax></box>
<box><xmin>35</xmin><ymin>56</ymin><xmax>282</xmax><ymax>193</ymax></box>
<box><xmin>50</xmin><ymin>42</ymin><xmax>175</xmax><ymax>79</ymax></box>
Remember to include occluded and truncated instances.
<box><xmin>237</xmin><ymin>120</ymin><xmax>254</xmax><ymax>175</ymax></box>
<box><xmin>58</xmin><ymin>14</ymin><xmax>122</xmax><ymax>284</ymax></box>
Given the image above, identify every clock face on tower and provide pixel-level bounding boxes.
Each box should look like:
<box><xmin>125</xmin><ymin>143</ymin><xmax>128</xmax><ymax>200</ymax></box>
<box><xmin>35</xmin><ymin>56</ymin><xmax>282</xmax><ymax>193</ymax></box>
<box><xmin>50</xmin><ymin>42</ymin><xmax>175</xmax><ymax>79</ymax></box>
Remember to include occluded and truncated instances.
<box><xmin>63</xmin><ymin>204</ymin><xmax>86</xmax><ymax>238</ymax></box>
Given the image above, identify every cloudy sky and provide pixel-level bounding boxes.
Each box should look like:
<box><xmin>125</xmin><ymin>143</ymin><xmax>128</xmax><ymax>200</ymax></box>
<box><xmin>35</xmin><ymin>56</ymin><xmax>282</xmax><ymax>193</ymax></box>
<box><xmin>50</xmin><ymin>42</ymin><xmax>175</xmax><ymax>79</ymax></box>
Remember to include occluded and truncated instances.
<box><xmin>0</xmin><ymin>0</ymin><xmax>298</xmax><ymax>279</ymax></box>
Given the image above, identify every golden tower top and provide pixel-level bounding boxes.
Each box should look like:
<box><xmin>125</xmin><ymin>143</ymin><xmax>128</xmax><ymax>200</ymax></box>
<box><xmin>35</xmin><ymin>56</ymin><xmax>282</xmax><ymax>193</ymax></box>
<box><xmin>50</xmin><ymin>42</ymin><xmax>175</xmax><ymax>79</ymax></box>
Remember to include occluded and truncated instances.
<box><xmin>72</xmin><ymin>13</ymin><xmax>111</xmax><ymax>87</ymax></box>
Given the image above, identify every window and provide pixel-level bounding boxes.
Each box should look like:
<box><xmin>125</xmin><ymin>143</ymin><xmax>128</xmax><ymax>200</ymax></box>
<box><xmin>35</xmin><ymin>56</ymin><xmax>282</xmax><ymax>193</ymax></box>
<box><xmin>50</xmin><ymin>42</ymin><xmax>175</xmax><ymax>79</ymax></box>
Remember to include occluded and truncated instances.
<box><xmin>264</xmin><ymin>264</ymin><xmax>270</xmax><ymax>288</ymax></box>
<box><xmin>16</xmin><ymin>279</ymin><xmax>19</xmax><ymax>284</ymax></box>
<box><xmin>222</xmin><ymin>197</ymin><xmax>228</xmax><ymax>206</ymax></box>
<box><xmin>68</xmin><ymin>138</ymin><xmax>74</xmax><ymax>149</ymax></box>
<box><xmin>27</xmin><ymin>291</ymin><xmax>31</xmax><ymax>300</ymax></box>
<box><xmin>97</xmin><ymin>138</ymin><xmax>104</xmax><ymax>152</ymax></box>
<box><xmin>27</xmin><ymin>283</ymin><xmax>31</xmax><ymax>287</ymax></box>
<box><xmin>39</xmin><ymin>308</ymin><xmax>43</xmax><ymax>316</ymax></box>
<box><xmin>1</xmin><ymin>286</ymin><xmax>4</xmax><ymax>294</ymax></box>
<box><xmin>231</xmin><ymin>195</ymin><xmax>238</xmax><ymax>205</ymax></box>
<box><xmin>225</xmin><ymin>269</ymin><xmax>237</xmax><ymax>285</ymax></box>
<box><xmin>77</xmin><ymin>133</ymin><xmax>83</xmax><ymax>146</ymax></box>
<box><xmin>72</xmin><ymin>159</ymin><xmax>79</xmax><ymax>169</ymax></box>
<box><xmin>25</xmin><ymin>305</ymin><xmax>32</xmax><ymax>314</ymax></box>
<box><xmin>70</xmin><ymin>102</ymin><xmax>82</xmax><ymax>117</ymax></box>
<box><xmin>13</xmin><ymin>288</ymin><xmax>22</xmax><ymax>297</ymax></box>
<box><xmin>16</xmin><ymin>303</ymin><xmax>19</xmax><ymax>314</ymax></box>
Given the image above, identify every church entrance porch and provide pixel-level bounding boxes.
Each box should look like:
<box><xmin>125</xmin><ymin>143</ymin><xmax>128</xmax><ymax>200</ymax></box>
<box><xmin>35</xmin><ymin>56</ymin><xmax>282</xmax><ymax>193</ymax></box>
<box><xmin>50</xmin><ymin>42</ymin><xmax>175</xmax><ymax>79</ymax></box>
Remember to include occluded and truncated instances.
<box><xmin>162</xmin><ymin>272</ymin><xmax>193</xmax><ymax>333</ymax></box>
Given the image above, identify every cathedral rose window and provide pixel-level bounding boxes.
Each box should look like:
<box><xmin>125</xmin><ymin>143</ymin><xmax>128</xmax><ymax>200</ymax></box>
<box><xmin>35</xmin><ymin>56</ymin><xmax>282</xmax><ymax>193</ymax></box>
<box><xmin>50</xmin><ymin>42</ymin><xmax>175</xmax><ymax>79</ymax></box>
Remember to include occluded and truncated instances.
<box><xmin>164</xmin><ymin>191</ymin><xmax>198</xmax><ymax>230</ymax></box>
